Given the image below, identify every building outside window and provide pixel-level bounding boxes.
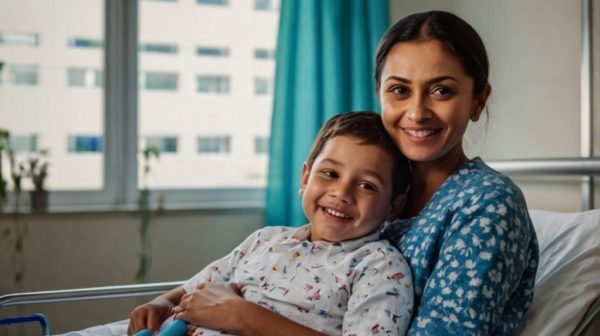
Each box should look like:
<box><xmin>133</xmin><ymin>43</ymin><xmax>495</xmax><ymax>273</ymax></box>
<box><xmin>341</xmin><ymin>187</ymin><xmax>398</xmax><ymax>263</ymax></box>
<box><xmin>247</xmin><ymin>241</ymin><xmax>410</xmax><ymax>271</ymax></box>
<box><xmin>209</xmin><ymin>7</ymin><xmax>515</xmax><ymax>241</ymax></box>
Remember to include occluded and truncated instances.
<box><xmin>144</xmin><ymin>136</ymin><xmax>178</xmax><ymax>153</ymax></box>
<box><xmin>67</xmin><ymin>37</ymin><xmax>103</xmax><ymax>49</ymax></box>
<box><xmin>0</xmin><ymin>32</ymin><xmax>39</xmax><ymax>46</ymax></box>
<box><xmin>197</xmin><ymin>0</ymin><xmax>228</xmax><ymax>6</ymax></box>
<box><xmin>67</xmin><ymin>68</ymin><xmax>103</xmax><ymax>88</ymax></box>
<box><xmin>196</xmin><ymin>46</ymin><xmax>229</xmax><ymax>57</ymax></box>
<box><xmin>197</xmin><ymin>75</ymin><xmax>229</xmax><ymax>94</ymax></box>
<box><xmin>140</xmin><ymin>72</ymin><xmax>178</xmax><ymax>91</ymax></box>
<box><xmin>197</xmin><ymin>136</ymin><xmax>230</xmax><ymax>154</ymax></box>
<box><xmin>140</xmin><ymin>43</ymin><xmax>178</xmax><ymax>54</ymax></box>
<box><xmin>9</xmin><ymin>64</ymin><xmax>38</xmax><ymax>86</ymax></box>
<box><xmin>68</xmin><ymin>135</ymin><xmax>103</xmax><ymax>153</ymax></box>
<box><xmin>254</xmin><ymin>136</ymin><xmax>269</xmax><ymax>155</ymax></box>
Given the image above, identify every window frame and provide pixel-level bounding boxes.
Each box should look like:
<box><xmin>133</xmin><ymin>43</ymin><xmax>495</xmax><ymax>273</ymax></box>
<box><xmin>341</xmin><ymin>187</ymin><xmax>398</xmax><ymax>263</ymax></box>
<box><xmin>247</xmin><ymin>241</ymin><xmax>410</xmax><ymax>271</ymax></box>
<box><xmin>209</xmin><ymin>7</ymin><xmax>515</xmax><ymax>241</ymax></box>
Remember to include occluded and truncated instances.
<box><xmin>41</xmin><ymin>0</ymin><xmax>264</xmax><ymax>212</ymax></box>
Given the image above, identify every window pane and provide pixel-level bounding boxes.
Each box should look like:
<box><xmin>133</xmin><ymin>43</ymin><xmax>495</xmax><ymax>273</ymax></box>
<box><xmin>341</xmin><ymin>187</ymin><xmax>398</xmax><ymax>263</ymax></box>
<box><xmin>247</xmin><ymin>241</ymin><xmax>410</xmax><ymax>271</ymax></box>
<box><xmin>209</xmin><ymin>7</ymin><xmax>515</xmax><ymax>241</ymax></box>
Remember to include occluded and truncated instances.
<box><xmin>139</xmin><ymin>0</ymin><xmax>278</xmax><ymax>188</ymax></box>
<box><xmin>0</xmin><ymin>0</ymin><xmax>104</xmax><ymax>191</ymax></box>
<box><xmin>254</xmin><ymin>136</ymin><xmax>268</xmax><ymax>155</ymax></box>
<box><xmin>141</xmin><ymin>72</ymin><xmax>178</xmax><ymax>91</ymax></box>
<box><xmin>197</xmin><ymin>0</ymin><xmax>228</xmax><ymax>6</ymax></box>
<box><xmin>254</xmin><ymin>48</ymin><xmax>274</xmax><ymax>60</ymax></box>
<box><xmin>0</xmin><ymin>32</ymin><xmax>39</xmax><ymax>46</ymax></box>
<box><xmin>10</xmin><ymin>134</ymin><xmax>38</xmax><ymax>153</ymax></box>
<box><xmin>197</xmin><ymin>136</ymin><xmax>230</xmax><ymax>154</ymax></box>
<box><xmin>197</xmin><ymin>75</ymin><xmax>229</xmax><ymax>94</ymax></box>
<box><xmin>140</xmin><ymin>43</ymin><xmax>178</xmax><ymax>54</ymax></box>
<box><xmin>144</xmin><ymin>136</ymin><xmax>178</xmax><ymax>153</ymax></box>
<box><xmin>196</xmin><ymin>46</ymin><xmax>229</xmax><ymax>57</ymax></box>
<box><xmin>68</xmin><ymin>135</ymin><xmax>103</xmax><ymax>153</ymax></box>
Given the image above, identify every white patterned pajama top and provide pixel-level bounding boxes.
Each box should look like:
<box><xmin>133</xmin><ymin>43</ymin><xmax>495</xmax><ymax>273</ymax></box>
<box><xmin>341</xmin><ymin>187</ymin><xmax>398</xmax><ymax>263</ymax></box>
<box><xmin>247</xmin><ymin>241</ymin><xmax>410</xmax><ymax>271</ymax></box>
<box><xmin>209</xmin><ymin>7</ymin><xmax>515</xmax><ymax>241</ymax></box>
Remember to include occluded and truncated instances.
<box><xmin>183</xmin><ymin>225</ymin><xmax>414</xmax><ymax>336</ymax></box>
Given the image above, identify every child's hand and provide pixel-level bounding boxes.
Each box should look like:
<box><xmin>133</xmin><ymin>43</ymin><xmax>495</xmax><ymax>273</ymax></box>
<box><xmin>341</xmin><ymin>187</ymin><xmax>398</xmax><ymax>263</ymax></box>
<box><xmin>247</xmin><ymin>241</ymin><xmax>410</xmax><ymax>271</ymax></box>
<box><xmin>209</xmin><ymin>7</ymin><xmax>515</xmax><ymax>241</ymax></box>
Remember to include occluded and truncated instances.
<box><xmin>127</xmin><ymin>299</ymin><xmax>173</xmax><ymax>335</ymax></box>
<box><xmin>171</xmin><ymin>282</ymin><xmax>244</xmax><ymax>333</ymax></box>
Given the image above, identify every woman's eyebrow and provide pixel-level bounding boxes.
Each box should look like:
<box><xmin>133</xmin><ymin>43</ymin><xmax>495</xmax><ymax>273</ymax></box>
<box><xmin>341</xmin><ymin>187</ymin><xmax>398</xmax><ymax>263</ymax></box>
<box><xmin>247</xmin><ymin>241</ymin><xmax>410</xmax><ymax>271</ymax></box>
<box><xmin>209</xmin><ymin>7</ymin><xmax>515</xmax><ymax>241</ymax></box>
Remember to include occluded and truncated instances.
<box><xmin>384</xmin><ymin>75</ymin><xmax>459</xmax><ymax>85</ymax></box>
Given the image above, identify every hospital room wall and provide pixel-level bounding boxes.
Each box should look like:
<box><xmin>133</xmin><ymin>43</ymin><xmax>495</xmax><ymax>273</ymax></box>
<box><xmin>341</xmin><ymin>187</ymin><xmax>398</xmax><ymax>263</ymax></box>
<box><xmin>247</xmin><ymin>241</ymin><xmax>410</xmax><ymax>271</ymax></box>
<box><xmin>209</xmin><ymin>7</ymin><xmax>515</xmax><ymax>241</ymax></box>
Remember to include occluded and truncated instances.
<box><xmin>391</xmin><ymin>0</ymin><xmax>599</xmax><ymax>211</ymax></box>
<box><xmin>0</xmin><ymin>210</ymin><xmax>263</xmax><ymax>334</ymax></box>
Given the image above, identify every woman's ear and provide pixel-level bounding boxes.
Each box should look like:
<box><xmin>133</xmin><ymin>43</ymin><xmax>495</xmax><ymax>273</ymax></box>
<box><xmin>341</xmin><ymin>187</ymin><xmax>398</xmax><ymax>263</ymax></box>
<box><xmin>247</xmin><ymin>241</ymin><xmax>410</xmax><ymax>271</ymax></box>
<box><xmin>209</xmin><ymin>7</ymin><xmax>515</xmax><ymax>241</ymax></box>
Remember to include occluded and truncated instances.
<box><xmin>472</xmin><ymin>84</ymin><xmax>492</xmax><ymax>121</ymax></box>
<box><xmin>386</xmin><ymin>194</ymin><xmax>406</xmax><ymax>221</ymax></box>
<box><xmin>299</xmin><ymin>163</ymin><xmax>310</xmax><ymax>196</ymax></box>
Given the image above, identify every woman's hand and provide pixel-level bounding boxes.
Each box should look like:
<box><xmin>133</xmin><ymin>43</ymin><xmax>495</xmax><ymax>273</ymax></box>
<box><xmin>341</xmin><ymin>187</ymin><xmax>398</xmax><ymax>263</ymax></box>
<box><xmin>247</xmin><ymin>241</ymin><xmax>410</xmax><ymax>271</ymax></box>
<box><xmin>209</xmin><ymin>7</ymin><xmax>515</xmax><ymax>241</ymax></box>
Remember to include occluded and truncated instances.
<box><xmin>127</xmin><ymin>299</ymin><xmax>173</xmax><ymax>335</ymax></box>
<box><xmin>173</xmin><ymin>282</ymin><xmax>245</xmax><ymax>334</ymax></box>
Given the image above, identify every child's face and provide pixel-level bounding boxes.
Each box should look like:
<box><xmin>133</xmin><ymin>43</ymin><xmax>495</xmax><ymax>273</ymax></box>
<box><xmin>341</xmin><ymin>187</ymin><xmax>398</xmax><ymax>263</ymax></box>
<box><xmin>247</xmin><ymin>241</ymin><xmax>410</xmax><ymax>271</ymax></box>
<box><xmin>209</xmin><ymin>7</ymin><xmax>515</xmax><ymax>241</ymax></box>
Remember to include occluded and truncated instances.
<box><xmin>300</xmin><ymin>135</ymin><xmax>397</xmax><ymax>242</ymax></box>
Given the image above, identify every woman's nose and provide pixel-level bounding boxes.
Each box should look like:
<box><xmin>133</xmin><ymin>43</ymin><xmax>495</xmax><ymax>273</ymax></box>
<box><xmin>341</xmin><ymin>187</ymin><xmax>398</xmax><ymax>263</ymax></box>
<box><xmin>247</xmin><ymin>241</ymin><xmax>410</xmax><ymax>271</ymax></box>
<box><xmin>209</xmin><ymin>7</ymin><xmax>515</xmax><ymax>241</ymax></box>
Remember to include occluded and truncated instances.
<box><xmin>407</xmin><ymin>97</ymin><xmax>432</xmax><ymax>122</ymax></box>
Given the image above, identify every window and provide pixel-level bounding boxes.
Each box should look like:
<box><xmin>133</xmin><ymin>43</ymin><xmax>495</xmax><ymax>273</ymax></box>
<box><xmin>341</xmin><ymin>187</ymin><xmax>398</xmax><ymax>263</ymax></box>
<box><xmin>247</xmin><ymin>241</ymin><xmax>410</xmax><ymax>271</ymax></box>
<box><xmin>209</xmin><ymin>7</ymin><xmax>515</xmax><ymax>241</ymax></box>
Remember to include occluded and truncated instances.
<box><xmin>140</xmin><ymin>72</ymin><xmax>178</xmax><ymax>91</ymax></box>
<box><xmin>254</xmin><ymin>77</ymin><xmax>272</xmax><ymax>95</ymax></box>
<box><xmin>254</xmin><ymin>136</ymin><xmax>269</xmax><ymax>155</ymax></box>
<box><xmin>10</xmin><ymin>64</ymin><xmax>38</xmax><ymax>86</ymax></box>
<box><xmin>254</xmin><ymin>48</ymin><xmax>275</xmax><ymax>60</ymax></box>
<box><xmin>144</xmin><ymin>136</ymin><xmax>178</xmax><ymax>153</ymax></box>
<box><xmin>197</xmin><ymin>75</ymin><xmax>229</xmax><ymax>94</ymax></box>
<box><xmin>140</xmin><ymin>43</ymin><xmax>178</xmax><ymax>54</ymax></box>
<box><xmin>197</xmin><ymin>136</ymin><xmax>230</xmax><ymax>154</ymax></box>
<box><xmin>68</xmin><ymin>135</ymin><xmax>103</xmax><ymax>153</ymax></box>
<box><xmin>197</xmin><ymin>0</ymin><xmax>228</xmax><ymax>5</ymax></box>
<box><xmin>0</xmin><ymin>32</ymin><xmax>39</xmax><ymax>46</ymax></box>
<box><xmin>67</xmin><ymin>68</ymin><xmax>103</xmax><ymax>88</ymax></box>
<box><xmin>10</xmin><ymin>134</ymin><xmax>38</xmax><ymax>153</ymax></box>
<box><xmin>254</xmin><ymin>0</ymin><xmax>274</xmax><ymax>11</ymax></box>
<box><xmin>67</xmin><ymin>37</ymin><xmax>103</xmax><ymax>49</ymax></box>
<box><xmin>196</xmin><ymin>46</ymin><xmax>229</xmax><ymax>57</ymax></box>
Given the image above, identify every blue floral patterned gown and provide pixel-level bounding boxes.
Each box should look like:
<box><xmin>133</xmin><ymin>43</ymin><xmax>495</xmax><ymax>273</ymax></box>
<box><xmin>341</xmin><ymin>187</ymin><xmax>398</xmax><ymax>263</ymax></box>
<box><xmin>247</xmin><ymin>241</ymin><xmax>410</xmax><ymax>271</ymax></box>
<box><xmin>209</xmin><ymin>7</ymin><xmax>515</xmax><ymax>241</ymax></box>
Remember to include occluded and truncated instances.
<box><xmin>381</xmin><ymin>158</ymin><xmax>539</xmax><ymax>335</ymax></box>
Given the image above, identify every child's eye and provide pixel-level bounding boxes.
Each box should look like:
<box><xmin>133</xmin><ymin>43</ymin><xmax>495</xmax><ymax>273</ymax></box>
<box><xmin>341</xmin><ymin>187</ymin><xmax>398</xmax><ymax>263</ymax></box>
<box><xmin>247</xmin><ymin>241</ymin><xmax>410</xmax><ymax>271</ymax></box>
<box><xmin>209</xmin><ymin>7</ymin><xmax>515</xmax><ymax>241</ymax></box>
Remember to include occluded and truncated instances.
<box><xmin>358</xmin><ymin>182</ymin><xmax>377</xmax><ymax>192</ymax></box>
<box><xmin>321</xmin><ymin>170</ymin><xmax>338</xmax><ymax>179</ymax></box>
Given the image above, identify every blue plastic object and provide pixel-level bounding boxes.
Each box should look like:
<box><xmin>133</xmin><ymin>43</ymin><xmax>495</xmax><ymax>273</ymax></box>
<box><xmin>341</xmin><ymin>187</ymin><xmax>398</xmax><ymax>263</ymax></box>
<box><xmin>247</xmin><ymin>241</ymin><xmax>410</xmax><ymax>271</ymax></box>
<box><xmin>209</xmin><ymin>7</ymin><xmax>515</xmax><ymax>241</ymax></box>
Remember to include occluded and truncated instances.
<box><xmin>0</xmin><ymin>313</ymin><xmax>51</xmax><ymax>336</ymax></box>
<box><xmin>133</xmin><ymin>319</ymin><xmax>189</xmax><ymax>336</ymax></box>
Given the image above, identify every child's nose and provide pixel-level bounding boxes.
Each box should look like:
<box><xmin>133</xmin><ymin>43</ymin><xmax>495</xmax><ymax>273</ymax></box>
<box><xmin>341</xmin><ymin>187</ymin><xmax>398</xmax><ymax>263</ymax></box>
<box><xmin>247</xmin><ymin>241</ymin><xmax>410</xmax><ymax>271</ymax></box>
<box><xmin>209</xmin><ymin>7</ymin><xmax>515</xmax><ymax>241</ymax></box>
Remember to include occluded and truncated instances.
<box><xmin>330</xmin><ymin>182</ymin><xmax>354</xmax><ymax>203</ymax></box>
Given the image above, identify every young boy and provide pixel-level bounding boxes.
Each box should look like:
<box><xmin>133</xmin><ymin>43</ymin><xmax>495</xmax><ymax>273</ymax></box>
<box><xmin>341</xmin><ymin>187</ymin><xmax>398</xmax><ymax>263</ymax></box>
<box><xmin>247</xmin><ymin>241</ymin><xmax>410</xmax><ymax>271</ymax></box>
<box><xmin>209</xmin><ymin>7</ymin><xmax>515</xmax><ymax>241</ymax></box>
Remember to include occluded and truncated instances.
<box><xmin>67</xmin><ymin>112</ymin><xmax>413</xmax><ymax>336</ymax></box>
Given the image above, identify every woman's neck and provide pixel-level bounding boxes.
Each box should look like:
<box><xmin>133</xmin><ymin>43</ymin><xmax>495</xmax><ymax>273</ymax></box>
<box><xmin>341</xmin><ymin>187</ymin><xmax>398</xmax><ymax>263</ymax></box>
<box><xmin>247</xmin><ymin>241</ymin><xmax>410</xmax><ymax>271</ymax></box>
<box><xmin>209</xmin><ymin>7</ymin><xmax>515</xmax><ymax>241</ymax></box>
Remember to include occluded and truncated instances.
<box><xmin>405</xmin><ymin>149</ymin><xmax>469</xmax><ymax>218</ymax></box>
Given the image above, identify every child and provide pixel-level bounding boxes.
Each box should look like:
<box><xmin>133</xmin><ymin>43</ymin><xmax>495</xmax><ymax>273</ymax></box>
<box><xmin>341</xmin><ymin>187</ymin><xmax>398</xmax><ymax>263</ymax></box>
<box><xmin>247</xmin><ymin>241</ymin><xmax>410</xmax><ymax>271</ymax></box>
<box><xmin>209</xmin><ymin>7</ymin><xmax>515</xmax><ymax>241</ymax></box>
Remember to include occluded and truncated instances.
<box><xmin>68</xmin><ymin>111</ymin><xmax>414</xmax><ymax>336</ymax></box>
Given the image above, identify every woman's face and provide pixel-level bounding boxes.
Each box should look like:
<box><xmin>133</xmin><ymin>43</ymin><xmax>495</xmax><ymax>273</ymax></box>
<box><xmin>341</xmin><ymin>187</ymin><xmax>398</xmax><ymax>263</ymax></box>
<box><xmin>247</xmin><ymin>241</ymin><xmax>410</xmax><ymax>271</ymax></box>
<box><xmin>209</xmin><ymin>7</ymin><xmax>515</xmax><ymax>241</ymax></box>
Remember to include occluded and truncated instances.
<box><xmin>379</xmin><ymin>39</ymin><xmax>489</xmax><ymax>165</ymax></box>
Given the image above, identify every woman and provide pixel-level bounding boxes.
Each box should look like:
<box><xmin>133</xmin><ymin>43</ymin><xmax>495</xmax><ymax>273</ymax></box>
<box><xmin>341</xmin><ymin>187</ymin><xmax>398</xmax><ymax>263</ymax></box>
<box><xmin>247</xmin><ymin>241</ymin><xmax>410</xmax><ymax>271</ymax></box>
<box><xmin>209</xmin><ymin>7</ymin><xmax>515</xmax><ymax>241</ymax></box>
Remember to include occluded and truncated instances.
<box><xmin>128</xmin><ymin>10</ymin><xmax>538</xmax><ymax>336</ymax></box>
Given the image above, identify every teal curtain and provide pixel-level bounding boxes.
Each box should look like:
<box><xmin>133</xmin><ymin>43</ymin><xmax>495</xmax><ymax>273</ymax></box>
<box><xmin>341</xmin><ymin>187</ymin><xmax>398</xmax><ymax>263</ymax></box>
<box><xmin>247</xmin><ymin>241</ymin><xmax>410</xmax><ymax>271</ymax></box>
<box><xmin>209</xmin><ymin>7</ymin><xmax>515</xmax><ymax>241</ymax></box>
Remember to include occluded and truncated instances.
<box><xmin>266</xmin><ymin>0</ymin><xmax>390</xmax><ymax>227</ymax></box>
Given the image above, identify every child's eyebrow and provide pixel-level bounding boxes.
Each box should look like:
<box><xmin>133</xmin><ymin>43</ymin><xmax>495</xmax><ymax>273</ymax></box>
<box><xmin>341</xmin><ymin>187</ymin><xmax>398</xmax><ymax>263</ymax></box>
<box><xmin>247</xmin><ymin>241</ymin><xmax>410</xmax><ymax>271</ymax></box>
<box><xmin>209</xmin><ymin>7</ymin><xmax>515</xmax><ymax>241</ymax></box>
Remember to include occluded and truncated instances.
<box><xmin>320</xmin><ymin>158</ymin><xmax>386</xmax><ymax>185</ymax></box>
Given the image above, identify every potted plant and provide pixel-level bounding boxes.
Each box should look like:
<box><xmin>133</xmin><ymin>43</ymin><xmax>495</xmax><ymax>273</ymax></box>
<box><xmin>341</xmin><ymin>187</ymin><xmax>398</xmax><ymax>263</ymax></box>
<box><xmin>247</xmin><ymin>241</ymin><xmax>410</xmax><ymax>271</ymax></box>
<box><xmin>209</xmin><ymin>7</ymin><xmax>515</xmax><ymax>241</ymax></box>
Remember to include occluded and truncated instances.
<box><xmin>26</xmin><ymin>149</ymin><xmax>49</xmax><ymax>212</ymax></box>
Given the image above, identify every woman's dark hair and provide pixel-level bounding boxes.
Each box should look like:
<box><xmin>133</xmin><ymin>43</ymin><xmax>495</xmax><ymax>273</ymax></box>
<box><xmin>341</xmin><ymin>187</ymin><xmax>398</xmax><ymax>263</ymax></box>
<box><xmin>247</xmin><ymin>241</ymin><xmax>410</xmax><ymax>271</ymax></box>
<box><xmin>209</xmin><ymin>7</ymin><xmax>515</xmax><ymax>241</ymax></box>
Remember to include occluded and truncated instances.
<box><xmin>375</xmin><ymin>11</ymin><xmax>489</xmax><ymax>96</ymax></box>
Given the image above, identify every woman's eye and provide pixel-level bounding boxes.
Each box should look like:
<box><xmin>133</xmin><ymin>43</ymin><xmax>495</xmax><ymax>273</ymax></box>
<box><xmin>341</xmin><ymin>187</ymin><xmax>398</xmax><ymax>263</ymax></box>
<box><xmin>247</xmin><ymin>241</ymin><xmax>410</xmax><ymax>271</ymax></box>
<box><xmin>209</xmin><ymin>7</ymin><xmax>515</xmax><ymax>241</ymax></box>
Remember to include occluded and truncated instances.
<box><xmin>322</xmin><ymin>170</ymin><xmax>338</xmax><ymax>179</ymax></box>
<box><xmin>432</xmin><ymin>86</ymin><xmax>453</xmax><ymax>97</ymax></box>
<box><xmin>390</xmin><ymin>86</ymin><xmax>410</xmax><ymax>97</ymax></box>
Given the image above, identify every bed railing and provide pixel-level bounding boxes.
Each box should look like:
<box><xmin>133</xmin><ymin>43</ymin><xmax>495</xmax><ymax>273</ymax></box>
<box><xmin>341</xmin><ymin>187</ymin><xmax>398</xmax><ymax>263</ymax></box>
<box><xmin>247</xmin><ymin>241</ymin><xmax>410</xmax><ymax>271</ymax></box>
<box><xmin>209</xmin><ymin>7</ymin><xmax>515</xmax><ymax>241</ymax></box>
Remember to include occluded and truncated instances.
<box><xmin>1</xmin><ymin>157</ymin><xmax>598</xmax><ymax>310</ymax></box>
<box><xmin>0</xmin><ymin>281</ymin><xmax>184</xmax><ymax>308</ymax></box>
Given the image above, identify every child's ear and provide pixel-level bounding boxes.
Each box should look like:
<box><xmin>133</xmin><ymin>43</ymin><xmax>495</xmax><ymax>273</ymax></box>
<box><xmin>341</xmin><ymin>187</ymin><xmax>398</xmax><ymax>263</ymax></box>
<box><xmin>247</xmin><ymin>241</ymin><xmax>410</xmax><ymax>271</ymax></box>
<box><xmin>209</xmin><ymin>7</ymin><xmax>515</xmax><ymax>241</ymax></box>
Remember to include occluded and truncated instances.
<box><xmin>299</xmin><ymin>163</ymin><xmax>310</xmax><ymax>195</ymax></box>
<box><xmin>386</xmin><ymin>194</ymin><xmax>406</xmax><ymax>222</ymax></box>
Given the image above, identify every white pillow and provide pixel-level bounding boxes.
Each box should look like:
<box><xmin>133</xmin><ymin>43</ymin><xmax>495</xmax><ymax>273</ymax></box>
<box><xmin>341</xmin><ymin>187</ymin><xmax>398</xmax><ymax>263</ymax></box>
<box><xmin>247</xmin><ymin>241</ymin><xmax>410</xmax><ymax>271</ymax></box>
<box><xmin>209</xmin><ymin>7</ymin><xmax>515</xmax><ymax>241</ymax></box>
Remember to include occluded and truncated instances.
<box><xmin>516</xmin><ymin>209</ymin><xmax>600</xmax><ymax>336</ymax></box>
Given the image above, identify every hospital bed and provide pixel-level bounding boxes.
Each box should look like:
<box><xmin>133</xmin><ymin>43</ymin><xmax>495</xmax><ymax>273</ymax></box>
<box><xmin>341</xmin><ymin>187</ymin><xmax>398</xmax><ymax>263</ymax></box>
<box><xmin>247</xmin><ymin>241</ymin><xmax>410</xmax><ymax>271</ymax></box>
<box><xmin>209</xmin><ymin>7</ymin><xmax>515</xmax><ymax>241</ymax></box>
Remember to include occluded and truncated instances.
<box><xmin>1</xmin><ymin>157</ymin><xmax>599</xmax><ymax>335</ymax></box>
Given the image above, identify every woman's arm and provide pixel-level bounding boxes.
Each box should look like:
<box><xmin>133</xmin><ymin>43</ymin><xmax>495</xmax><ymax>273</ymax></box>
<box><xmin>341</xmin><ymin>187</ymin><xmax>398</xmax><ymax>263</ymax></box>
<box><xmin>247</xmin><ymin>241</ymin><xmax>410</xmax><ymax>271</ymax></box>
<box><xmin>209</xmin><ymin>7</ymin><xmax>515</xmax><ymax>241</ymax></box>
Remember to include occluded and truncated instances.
<box><xmin>174</xmin><ymin>282</ymin><xmax>327</xmax><ymax>336</ymax></box>
<box><xmin>408</xmin><ymin>194</ymin><xmax>538</xmax><ymax>335</ymax></box>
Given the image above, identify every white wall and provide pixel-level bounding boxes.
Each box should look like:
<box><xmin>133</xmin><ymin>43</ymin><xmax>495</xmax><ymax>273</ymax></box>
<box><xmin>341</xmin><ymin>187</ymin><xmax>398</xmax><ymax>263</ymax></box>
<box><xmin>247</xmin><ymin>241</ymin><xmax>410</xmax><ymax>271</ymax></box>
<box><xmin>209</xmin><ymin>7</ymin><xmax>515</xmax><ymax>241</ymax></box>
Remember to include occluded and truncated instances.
<box><xmin>390</xmin><ymin>0</ymin><xmax>599</xmax><ymax>211</ymax></box>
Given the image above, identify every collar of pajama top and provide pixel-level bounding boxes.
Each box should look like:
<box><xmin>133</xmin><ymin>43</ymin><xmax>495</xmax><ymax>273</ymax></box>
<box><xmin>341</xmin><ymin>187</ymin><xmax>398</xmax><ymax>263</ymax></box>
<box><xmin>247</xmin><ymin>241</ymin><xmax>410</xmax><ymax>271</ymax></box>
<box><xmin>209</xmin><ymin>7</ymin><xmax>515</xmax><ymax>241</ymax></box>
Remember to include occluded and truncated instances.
<box><xmin>287</xmin><ymin>224</ymin><xmax>381</xmax><ymax>250</ymax></box>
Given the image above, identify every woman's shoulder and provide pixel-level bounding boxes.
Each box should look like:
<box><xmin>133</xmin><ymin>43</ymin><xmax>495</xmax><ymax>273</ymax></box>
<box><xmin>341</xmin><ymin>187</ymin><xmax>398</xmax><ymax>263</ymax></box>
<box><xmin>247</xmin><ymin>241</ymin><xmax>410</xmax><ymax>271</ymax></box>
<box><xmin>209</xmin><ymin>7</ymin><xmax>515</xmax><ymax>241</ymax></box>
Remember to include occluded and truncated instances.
<box><xmin>442</xmin><ymin>158</ymin><xmax>526</xmax><ymax>204</ymax></box>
